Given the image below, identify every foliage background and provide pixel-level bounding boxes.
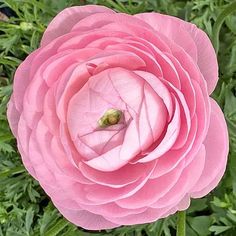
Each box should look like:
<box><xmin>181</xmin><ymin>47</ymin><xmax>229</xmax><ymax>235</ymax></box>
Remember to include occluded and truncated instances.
<box><xmin>0</xmin><ymin>0</ymin><xmax>236</xmax><ymax>235</ymax></box>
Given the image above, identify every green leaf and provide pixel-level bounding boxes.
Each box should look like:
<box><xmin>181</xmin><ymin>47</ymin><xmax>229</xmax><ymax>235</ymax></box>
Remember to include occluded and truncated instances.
<box><xmin>146</xmin><ymin>219</ymin><xmax>165</xmax><ymax>236</ymax></box>
<box><xmin>187</xmin><ymin>198</ymin><xmax>208</xmax><ymax>214</ymax></box>
<box><xmin>44</xmin><ymin>218</ymin><xmax>69</xmax><ymax>236</ymax></box>
<box><xmin>25</xmin><ymin>207</ymin><xmax>34</xmax><ymax>235</ymax></box>
<box><xmin>209</xmin><ymin>225</ymin><xmax>232</xmax><ymax>235</ymax></box>
<box><xmin>212</xmin><ymin>1</ymin><xmax>236</xmax><ymax>54</ymax></box>
<box><xmin>0</xmin><ymin>142</ymin><xmax>15</xmax><ymax>154</ymax></box>
<box><xmin>39</xmin><ymin>207</ymin><xmax>59</xmax><ymax>235</ymax></box>
<box><xmin>186</xmin><ymin>224</ymin><xmax>198</xmax><ymax>236</ymax></box>
<box><xmin>188</xmin><ymin>216</ymin><xmax>212</xmax><ymax>236</ymax></box>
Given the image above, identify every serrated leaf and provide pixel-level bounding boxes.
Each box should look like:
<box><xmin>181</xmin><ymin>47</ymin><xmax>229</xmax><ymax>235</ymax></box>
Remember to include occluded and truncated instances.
<box><xmin>227</xmin><ymin>211</ymin><xmax>236</xmax><ymax>223</ymax></box>
<box><xmin>44</xmin><ymin>218</ymin><xmax>69</xmax><ymax>236</ymax></box>
<box><xmin>0</xmin><ymin>142</ymin><xmax>14</xmax><ymax>153</ymax></box>
<box><xmin>39</xmin><ymin>207</ymin><xmax>59</xmax><ymax>235</ymax></box>
<box><xmin>209</xmin><ymin>225</ymin><xmax>232</xmax><ymax>235</ymax></box>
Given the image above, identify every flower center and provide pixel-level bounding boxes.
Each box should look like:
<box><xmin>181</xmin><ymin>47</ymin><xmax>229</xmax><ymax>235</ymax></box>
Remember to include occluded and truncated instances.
<box><xmin>98</xmin><ymin>108</ymin><xmax>122</xmax><ymax>128</ymax></box>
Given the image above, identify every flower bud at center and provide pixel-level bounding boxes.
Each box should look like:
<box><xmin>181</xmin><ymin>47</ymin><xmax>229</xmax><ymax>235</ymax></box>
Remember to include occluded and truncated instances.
<box><xmin>98</xmin><ymin>109</ymin><xmax>122</xmax><ymax>128</ymax></box>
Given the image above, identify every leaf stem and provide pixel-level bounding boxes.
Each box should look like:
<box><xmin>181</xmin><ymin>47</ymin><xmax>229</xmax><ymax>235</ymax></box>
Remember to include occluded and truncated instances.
<box><xmin>177</xmin><ymin>211</ymin><xmax>186</xmax><ymax>236</ymax></box>
<box><xmin>212</xmin><ymin>1</ymin><xmax>236</xmax><ymax>54</ymax></box>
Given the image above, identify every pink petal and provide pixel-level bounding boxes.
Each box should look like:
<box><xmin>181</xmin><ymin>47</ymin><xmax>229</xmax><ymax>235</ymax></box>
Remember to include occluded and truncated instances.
<box><xmin>71</xmin><ymin>12</ymin><xmax>151</xmax><ymax>33</ymax></box>
<box><xmin>78</xmin><ymin>202</ymin><xmax>147</xmax><ymax>218</ymax></box>
<box><xmin>150</xmin><ymin>116</ymin><xmax>197</xmax><ymax>179</ymax></box>
<box><xmin>115</xmin><ymin>160</ymin><xmax>185</xmax><ymax>209</ymax></box>
<box><xmin>135</xmin><ymin>13</ymin><xmax>218</xmax><ymax>94</ymax></box>
<box><xmin>135</xmin><ymin>13</ymin><xmax>198</xmax><ymax>62</ymax></box>
<box><xmin>85</xmin><ymin>145</ymin><xmax>127</xmax><ymax>171</ymax></box>
<box><xmin>151</xmin><ymin>145</ymin><xmax>206</xmax><ymax>208</ymax></box>
<box><xmin>7</xmin><ymin>98</ymin><xmax>20</xmax><ymax>137</ymax></box>
<box><xmin>177</xmin><ymin>194</ymin><xmax>191</xmax><ymax>211</ymax></box>
<box><xmin>134</xmin><ymin>70</ymin><xmax>173</xmax><ymax>121</ymax></box>
<box><xmin>101</xmin><ymin>22</ymin><xmax>171</xmax><ymax>53</ymax></box>
<box><xmin>41</xmin><ymin>5</ymin><xmax>114</xmax><ymax>47</ymax></box>
<box><xmin>138</xmin><ymin>96</ymin><xmax>181</xmax><ymax>163</ymax></box>
<box><xmin>43</xmin><ymin>87</ymin><xmax>60</xmax><ymax>136</ymax></box>
<box><xmin>84</xmin><ymin>161</ymin><xmax>156</xmax><ymax>204</ymax></box>
<box><xmin>58</xmin><ymin>29</ymin><xmax>129</xmax><ymax>52</ymax></box>
<box><xmin>54</xmin><ymin>204</ymin><xmax>120</xmax><ymax>230</ymax></box>
<box><xmin>13</xmin><ymin>49</ymin><xmax>39</xmax><ymax>111</ymax></box>
<box><xmin>79</xmin><ymin>162</ymin><xmax>153</xmax><ymax>188</ymax></box>
<box><xmin>179</xmin><ymin>21</ymin><xmax>218</xmax><ymax>94</ymax></box>
<box><xmin>107</xmin><ymin>43</ymin><xmax>162</xmax><ymax>80</ymax></box>
<box><xmin>165</xmin><ymin>52</ymin><xmax>196</xmax><ymax>118</ymax></box>
<box><xmin>190</xmin><ymin>99</ymin><xmax>229</xmax><ymax>197</ymax></box>
<box><xmin>105</xmin><ymin>206</ymin><xmax>173</xmax><ymax>226</ymax></box>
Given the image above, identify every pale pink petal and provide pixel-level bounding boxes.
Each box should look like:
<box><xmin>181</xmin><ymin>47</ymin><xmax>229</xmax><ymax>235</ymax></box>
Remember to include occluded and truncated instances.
<box><xmin>138</xmin><ymin>96</ymin><xmax>180</xmax><ymax>163</ymax></box>
<box><xmin>151</xmin><ymin>145</ymin><xmax>206</xmax><ymax>208</ymax></box>
<box><xmin>79</xmin><ymin>162</ymin><xmax>153</xmax><ymax>188</ymax></box>
<box><xmin>135</xmin><ymin>13</ymin><xmax>198</xmax><ymax>62</ymax></box>
<box><xmin>190</xmin><ymin>99</ymin><xmax>229</xmax><ymax>196</ymax></box>
<box><xmin>85</xmin><ymin>145</ymin><xmax>127</xmax><ymax>171</ymax></box>
<box><xmin>17</xmin><ymin>140</ymin><xmax>37</xmax><ymax>179</ymax></box>
<box><xmin>13</xmin><ymin>49</ymin><xmax>39</xmax><ymax>111</ymax></box>
<box><xmin>42</xmin><ymin>48</ymin><xmax>100</xmax><ymax>86</ymax></box>
<box><xmin>150</xmin><ymin>116</ymin><xmax>197</xmax><ymax>179</ymax></box>
<box><xmin>84</xmin><ymin>161</ymin><xmax>156</xmax><ymax>204</ymax></box>
<box><xmin>106</xmin><ymin>43</ymin><xmax>162</xmax><ymax>79</ymax></box>
<box><xmin>138</xmin><ymin>83</ymin><xmax>167</xmax><ymax>149</ymax></box>
<box><xmin>101</xmin><ymin>22</ymin><xmax>171</xmax><ymax>53</ymax></box>
<box><xmin>54</xmin><ymin>205</ymin><xmax>120</xmax><ymax>230</ymax></box>
<box><xmin>55</xmin><ymin>63</ymin><xmax>89</xmax><ymax>123</ymax></box>
<box><xmin>41</xmin><ymin>5</ymin><xmax>115</xmax><ymax>47</ymax></box>
<box><xmin>71</xmin><ymin>12</ymin><xmax>151</xmax><ymax>33</ymax></box>
<box><xmin>58</xmin><ymin>29</ymin><xmax>129</xmax><ymax>52</ymax></box>
<box><xmin>78</xmin><ymin>202</ymin><xmax>147</xmax><ymax>218</ymax></box>
<box><xmin>135</xmin><ymin>13</ymin><xmax>218</xmax><ymax>94</ymax></box>
<box><xmin>161</xmin><ymin>79</ymin><xmax>191</xmax><ymax>150</ymax></box>
<box><xmin>43</xmin><ymin>87</ymin><xmax>60</xmax><ymax>135</ymax></box>
<box><xmin>115</xmin><ymin>160</ymin><xmax>185</xmax><ymax>209</ymax></box>
<box><xmin>165</xmin><ymin>52</ymin><xmax>196</xmax><ymax>118</ymax></box>
<box><xmin>105</xmin><ymin>206</ymin><xmax>173</xmax><ymax>226</ymax></box>
<box><xmin>177</xmin><ymin>195</ymin><xmax>191</xmax><ymax>211</ymax></box>
<box><xmin>134</xmin><ymin>70</ymin><xmax>173</xmax><ymax>121</ymax></box>
<box><xmin>7</xmin><ymin>98</ymin><xmax>20</xmax><ymax>136</ymax></box>
<box><xmin>176</xmin><ymin>20</ymin><xmax>218</xmax><ymax>94</ymax></box>
<box><xmin>184</xmin><ymin>24</ymin><xmax>218</xmax><ymax>94</ymax></box>
<box><xmin>50</xmin><ymin>136</ymin><xmax>92</xmax><ymax>183</ymax></box>
<box><xmin>34</xmin><ymin>119</ymin><xmax>91</xmax><ymax>185</ymax></box>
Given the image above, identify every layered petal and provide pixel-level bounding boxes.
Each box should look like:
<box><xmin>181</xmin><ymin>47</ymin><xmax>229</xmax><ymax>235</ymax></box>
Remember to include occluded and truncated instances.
<box><xmin>41</xmin><ymin>5</ymin><xmax>114</xmax><ymax>46</ymax></box>
<box><xmin>135</xmin><ymin>13</ymin><xmax>218</xmax><ymax>94</ymax></box>
<box><xmin>190</xmin><ymin>99</ymin><xmax>229</xmax><ymax>197</ymax></box>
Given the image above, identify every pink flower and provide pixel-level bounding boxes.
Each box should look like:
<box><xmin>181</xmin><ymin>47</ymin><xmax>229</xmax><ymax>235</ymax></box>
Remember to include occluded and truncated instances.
<box><xmin>7</xmin><ymin>5</ymin><xmax>229</xmax><ymax>230</ymax></box>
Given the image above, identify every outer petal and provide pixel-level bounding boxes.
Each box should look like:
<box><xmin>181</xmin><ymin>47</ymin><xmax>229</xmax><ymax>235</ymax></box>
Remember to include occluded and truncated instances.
<box><xmin>135</xmin><ymin>13</ymin><xmax>218</xmax><ymax>94</ymax></box>
<box><xmin>53</xmin><ymin>204</ymin><xmax>120</xmax><ymax>230</ymax></box>
<box><xmin>12</xmin><ymin>49</ymin><xmax>40</xmax><ymax>111</ymax></box>
<box><xmin>7</xmin><ymin>98</ymin><xmax>20</xmax><ymax>137</ymax></box>
<box><xmin>190</xmin><ymin>98</ymin><xmax>229</xmax><ymax>197</ymax></box>
<box><xmin>41</xmin><ymin>5</ymin><xmax>115</xmax><ymax>47</ymax></box>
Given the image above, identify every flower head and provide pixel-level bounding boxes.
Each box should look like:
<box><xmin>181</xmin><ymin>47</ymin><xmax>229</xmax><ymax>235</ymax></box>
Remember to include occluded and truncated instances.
<box><xmin>7</xmin><ymin>5</ymin><xmax>229</xmax><ymax>230</ymax></box>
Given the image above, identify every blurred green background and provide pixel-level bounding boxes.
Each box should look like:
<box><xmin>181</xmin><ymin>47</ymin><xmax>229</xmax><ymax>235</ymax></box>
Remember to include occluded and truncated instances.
<box><xmin>0</xmin><ymin>0</ymin><xmax>236</xmax><ymax>235</ymax></box>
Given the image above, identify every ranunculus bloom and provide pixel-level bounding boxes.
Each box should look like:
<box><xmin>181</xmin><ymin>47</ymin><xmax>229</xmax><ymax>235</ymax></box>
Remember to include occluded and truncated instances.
<box><xmin>7</xmin><ymin>5</ymin><xmax>229</xmax><ymax>230</ymax></box>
